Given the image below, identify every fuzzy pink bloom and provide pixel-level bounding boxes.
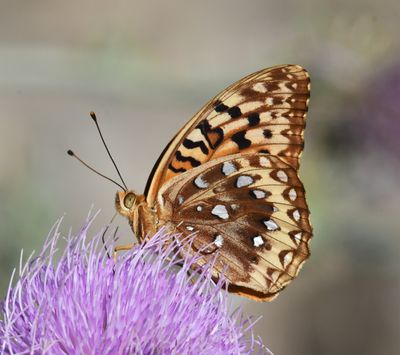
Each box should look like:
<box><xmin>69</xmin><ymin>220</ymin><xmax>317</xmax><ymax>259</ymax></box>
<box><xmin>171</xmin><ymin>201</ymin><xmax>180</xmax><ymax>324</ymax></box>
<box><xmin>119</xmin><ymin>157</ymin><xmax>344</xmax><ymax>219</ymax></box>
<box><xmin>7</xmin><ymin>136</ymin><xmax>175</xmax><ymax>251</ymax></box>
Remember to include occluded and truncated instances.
<box><xmin>0</xmin><ymin>215</ymin><xmax>270</xmax><ymax>354</ymax></box>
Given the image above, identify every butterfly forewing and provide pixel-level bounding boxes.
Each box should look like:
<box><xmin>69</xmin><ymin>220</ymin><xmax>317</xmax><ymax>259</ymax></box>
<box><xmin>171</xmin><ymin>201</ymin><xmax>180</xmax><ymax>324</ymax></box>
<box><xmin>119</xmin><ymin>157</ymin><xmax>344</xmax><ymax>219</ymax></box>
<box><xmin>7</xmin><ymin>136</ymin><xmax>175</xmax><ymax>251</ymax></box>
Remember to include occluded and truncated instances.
<box><xmin>117</xmin><ymin>64</ymin><xmax>315</xmax><ymax>301</ymax></box>
<box><xmin>157</xmin><ymin>153</ymin><xmax>311</xmax><ymax>300</ymax></box>
<box><xmin>145</xmin><ymin>64</ymin><xmax>310</xmax><ymax>206</ymax></box>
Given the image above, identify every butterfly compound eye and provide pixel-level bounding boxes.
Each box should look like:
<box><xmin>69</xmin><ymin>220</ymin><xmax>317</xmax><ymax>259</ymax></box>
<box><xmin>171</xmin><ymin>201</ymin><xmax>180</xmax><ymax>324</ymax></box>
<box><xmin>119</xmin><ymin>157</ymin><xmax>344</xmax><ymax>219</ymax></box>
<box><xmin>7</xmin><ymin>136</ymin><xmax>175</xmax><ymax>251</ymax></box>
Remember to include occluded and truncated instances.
<box><xmin>123</xmin><ymin>192</ymin><xmax>136</xmax><ymax>209</ymax></box>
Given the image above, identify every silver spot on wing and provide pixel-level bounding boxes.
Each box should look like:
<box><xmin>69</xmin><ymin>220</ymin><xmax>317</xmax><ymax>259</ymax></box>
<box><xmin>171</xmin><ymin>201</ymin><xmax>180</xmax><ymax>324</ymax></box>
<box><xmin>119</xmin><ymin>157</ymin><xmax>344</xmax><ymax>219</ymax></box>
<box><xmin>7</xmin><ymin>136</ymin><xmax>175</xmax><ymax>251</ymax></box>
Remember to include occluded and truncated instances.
<box><xmin>211</xmin><ymin>205</ymin><xmax>229</xmax><ymax>220</ymax></box>
<box><xmin>236</xmin><ymin>175</ymin><xmax>254</xmax><ymax>188</ymax></box>
<box><xmin>214</xmin><ymin>234</ymin><xmax>224</xmax><ymax>248</ymax></box>
<box><xmin>251</xmin><ymin>189</ymin><xmax>266</xmax><ymax>199</ymax></box>
<box><xmin>264</xmin><ymin>218</ymin><xmax>279</xmax><ymax>231</ymax></box>
<box><xmin>222</xmin><ymin>161</ymin><xmax>237</xmax><ymax>176</ymax></box>
<box><xmin>277</xmin><ymin>170</ymin><xmax>288</xmax><ymax>182</ymax></box>
<box><xmin>194</xmin><ymin>175</ymin><xmax>209</xmax><ymax>189</ymax></box>
<box><xmin>252</xmin><ymin>235</ymin><xmax>264</xmax><ymax>247</ymax></box>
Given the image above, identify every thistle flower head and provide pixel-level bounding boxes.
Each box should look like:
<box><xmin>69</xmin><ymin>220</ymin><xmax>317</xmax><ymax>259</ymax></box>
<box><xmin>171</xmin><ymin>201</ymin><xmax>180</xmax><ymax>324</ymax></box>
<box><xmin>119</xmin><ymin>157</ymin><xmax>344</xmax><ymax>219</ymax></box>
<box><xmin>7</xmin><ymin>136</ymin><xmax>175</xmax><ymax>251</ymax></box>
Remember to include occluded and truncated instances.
<box><xmin>0</xmin><ymin>215</ymin><xmax>269</xmax><ymax>354</ymax></box>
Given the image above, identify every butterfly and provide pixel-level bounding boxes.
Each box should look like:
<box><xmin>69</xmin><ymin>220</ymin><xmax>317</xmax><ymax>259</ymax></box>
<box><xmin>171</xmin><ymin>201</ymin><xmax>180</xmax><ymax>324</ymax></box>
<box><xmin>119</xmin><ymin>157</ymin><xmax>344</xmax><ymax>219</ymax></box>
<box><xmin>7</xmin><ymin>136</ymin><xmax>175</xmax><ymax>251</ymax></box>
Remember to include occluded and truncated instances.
<box><xmin>110</xmin><ymin>64</ymin><xmax>313</xmax><ymax>301</ymax></box>
<box><xmin>69</xmin><ymin>64</ymin><xmax>312</xmax><ymax>301</ymax></box>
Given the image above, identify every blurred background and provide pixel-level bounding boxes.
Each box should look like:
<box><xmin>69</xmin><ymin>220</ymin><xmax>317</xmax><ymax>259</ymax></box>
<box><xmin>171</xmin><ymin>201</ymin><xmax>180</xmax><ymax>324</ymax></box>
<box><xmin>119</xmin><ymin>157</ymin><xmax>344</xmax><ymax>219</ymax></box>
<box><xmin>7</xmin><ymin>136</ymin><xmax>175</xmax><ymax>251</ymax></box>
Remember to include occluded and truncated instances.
<box><xmin>1</xmin><ymin>0</ymin><xmax>399</xmax><ymax>353</ymax></box>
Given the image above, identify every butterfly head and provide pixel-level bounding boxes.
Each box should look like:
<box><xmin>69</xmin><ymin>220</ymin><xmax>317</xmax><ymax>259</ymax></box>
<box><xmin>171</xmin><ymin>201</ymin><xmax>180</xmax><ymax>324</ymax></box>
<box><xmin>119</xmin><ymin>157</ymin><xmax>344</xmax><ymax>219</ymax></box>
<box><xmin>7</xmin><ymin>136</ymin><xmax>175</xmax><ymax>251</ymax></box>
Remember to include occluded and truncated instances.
<box><xmin>115</xmin><ymin>190</ymin><xmax>139</xmax><ymax>218</ymax></box>
<box><xmin>115</xmin><ymin>190</ymin><xmax>154</xmax><ymax>240</ymax></box>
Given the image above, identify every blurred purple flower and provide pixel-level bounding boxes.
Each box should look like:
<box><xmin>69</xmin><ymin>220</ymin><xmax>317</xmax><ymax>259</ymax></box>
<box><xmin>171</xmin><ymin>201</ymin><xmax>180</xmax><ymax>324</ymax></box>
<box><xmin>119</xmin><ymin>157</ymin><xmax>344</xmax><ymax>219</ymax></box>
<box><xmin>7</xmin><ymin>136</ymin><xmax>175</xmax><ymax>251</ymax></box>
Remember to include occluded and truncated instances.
<box><xmin>325</xmin><ymin>62</ymin><xmax>400</xmax><ymax>159</ymax></box>
<box><xmin>0</xmin><ymin>215</ymin><xmax>269</xmax><ymax>354</ymax></box>
<box><xmin>362</xmin><ymin>62</ymin><xmax>400</xmax><ymax>157</ymax></box>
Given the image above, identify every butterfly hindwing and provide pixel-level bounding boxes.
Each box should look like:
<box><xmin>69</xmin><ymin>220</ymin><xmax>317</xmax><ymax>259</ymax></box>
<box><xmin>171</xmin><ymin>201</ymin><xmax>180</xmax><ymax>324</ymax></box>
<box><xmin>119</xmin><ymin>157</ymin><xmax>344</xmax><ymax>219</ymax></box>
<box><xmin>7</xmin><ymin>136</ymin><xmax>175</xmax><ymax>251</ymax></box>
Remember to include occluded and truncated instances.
<box><xmin>157</xmin><ymin>153</ymin><xmax>312</xmax><ymax>300</ymax></box>
<box><xmin>145</xmin><ymin>64</ymin><xmax>310</xmax><ymax>205</ymax></box>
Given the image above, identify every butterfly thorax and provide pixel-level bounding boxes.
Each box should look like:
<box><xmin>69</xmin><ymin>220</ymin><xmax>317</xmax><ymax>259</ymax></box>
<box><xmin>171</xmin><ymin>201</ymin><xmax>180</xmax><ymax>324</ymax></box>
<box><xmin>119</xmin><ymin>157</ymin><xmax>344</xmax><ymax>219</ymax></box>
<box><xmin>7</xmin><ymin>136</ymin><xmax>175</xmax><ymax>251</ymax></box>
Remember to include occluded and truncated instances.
<box><xmin>115</xmin><ymin>190</ymin><xmax>158</xmax><ymax>242</ymax></box>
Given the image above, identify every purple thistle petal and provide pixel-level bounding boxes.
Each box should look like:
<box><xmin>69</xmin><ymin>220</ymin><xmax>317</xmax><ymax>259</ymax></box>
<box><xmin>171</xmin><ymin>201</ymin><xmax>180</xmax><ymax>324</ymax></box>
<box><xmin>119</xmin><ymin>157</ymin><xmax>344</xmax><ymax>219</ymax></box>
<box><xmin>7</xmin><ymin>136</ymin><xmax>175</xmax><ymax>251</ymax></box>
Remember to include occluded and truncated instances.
<box><xmin>0</xmin><ymin>215</ymin><xmax>270</xmax><ymax>354</ymax></box>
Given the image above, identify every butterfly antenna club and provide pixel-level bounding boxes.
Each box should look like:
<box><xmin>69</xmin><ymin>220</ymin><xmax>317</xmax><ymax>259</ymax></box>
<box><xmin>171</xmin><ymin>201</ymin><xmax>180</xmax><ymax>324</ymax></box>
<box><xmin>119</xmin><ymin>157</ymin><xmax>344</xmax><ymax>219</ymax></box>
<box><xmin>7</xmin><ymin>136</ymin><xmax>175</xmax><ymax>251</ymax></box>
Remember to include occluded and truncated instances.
<box><xmin>67</xmin><ymin>149</ymin><xmax>127</xmax><ymax>191</ymax></box>
<box><xmin>89</xmin><ymin>111</ymin><xmax>128</xmax><ymax>191</ymax></box>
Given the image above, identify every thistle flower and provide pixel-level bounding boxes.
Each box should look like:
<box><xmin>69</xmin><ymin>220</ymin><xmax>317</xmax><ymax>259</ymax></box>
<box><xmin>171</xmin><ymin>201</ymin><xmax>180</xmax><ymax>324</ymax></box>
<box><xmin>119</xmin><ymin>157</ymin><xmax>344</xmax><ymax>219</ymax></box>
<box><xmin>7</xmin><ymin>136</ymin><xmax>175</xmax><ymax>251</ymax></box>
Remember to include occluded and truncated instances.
<box><xmin>0</xmin><ymin>215</ymin><xmax>269</xmax><ymax>354</ymax></box>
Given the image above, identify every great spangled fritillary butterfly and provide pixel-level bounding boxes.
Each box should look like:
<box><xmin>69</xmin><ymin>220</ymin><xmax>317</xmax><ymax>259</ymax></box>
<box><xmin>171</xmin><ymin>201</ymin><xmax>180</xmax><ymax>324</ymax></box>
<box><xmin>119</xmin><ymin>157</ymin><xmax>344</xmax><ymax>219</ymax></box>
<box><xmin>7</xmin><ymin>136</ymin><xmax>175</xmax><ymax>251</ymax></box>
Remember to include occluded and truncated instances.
<box><xmin>111</xmin><ymin>64</ymin><xmax>312</xmax><ymax>301</ymax></box>
<box><xmin>69</xmin><ymin>64</ymin><xmax>311</xmax><ymax>301</ymax></box>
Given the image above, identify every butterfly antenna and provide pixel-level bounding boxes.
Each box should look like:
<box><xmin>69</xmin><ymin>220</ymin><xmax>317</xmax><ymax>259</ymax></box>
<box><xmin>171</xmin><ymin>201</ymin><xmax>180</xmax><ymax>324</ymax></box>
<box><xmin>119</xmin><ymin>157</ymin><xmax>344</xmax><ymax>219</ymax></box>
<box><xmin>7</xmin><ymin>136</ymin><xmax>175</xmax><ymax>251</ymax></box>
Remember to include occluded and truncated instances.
<box><xmin>89</xmin><ymin>111</ymin><xmax>128</xmax><ymax>191</ymax></box>
<box><xmin>67</xmin><ymin>150</ymin><xmax>126</xmax><ymax>191</ymax></box>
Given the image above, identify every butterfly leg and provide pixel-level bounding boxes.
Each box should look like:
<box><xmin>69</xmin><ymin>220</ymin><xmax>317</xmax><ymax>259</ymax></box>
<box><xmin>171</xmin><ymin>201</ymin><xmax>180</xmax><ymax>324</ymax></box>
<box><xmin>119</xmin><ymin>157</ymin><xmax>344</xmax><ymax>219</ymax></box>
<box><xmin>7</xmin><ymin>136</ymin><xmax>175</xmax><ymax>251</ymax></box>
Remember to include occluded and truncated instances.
<box><xmin>113</xmin><ymin>243</ymin><xmax>136</xmax><ymax>263</ymax></box>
